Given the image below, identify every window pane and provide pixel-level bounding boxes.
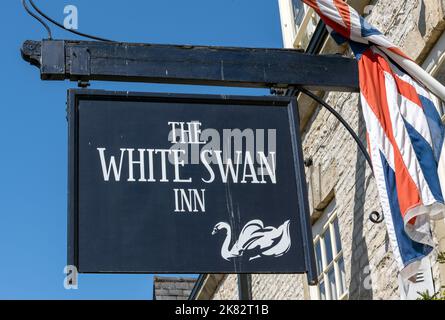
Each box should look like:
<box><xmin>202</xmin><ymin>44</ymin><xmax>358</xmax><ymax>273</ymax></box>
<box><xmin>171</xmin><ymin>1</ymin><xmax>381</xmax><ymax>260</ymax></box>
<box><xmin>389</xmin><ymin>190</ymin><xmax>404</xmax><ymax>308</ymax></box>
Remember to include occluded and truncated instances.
<box><xmin>315</xmin><ymin>241</ymin><xmax>323</xmax><ymax>275</ymax></box>
<box><xmin>292</xmin><ymin>0</ymin><xmax>305</xmax><ymax>27</ymax></box>
<box><xmin>431</xmin><ymin>61</ymin><xmax>445</xmax><ymax>116</ymax></box>
<box><xmin>434</xmin><ymin>60</ymin><xmax>445</xmax><ymax>87</ymax></box>
<box><xmin>324</xmin><ymin>229</ymin><xmax>333</xmax><ymax>264</ymax></box>
<box><xmin>333</xmin><ymin>218</ymin><xmax>342</xmax><ymax>255</ymax></box>
<box><xmin>319</xmin><ymin>280</ymin><xmax>326</xmax><ymax>300</ymax></box>
<box><xmin>338</xmin><ymin>257</ymin><xmax>347</xmax><ymax>296</ymax></box>
<box><xmin>328</xmin><ymin>268</ymin><xmax>337</xmax><ymax>300</ymax></box>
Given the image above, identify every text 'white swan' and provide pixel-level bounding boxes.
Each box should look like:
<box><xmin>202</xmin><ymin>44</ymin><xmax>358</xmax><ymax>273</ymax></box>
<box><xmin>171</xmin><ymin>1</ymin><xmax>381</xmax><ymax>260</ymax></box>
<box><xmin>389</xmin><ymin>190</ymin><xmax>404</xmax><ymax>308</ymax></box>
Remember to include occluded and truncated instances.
<box><xmin>211</xmin><ymin>219</ymin><xmax>291</xmax><ymax>261</ymax></box>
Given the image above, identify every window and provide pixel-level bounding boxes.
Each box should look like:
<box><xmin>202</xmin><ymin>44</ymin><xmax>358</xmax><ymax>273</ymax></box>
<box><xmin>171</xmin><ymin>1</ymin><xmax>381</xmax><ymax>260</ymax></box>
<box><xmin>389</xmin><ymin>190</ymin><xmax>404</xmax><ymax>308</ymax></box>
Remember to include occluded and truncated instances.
<box><xmin>422</xmin><ymin>32</ymin><xmax>445</xmax><ymax>291</ymax></box>
<box><xmin>422</xmin><ymin>32</ymin><xmax>445</xmax><ymax>121</ymax></box>
<box><xmin>310</xmin><ymin>200</ymin><xmax>347</xmax><ymax>300</ymax></box>
<box><xmin>278</xmin><ymin>0</ymin><xmax>320</xmax><ymax>49</ymax></box>
<box><xmin>428</xmin><ymin>61</ymin><xmax>445</xmax><ymax>120</ymax></box>
<box><xmin>292</xmin><ymin>0</ymin><xmax>305</xmax><ymax>28</ymax></box>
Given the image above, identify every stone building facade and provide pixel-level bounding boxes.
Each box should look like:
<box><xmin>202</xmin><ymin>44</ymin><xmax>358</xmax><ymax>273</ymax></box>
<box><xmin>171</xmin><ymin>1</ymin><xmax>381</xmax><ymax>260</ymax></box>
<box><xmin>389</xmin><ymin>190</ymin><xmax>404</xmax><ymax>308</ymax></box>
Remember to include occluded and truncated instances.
<box><xmin>190</xmin><ymin>0</ymin><xmax>445</xmax><ymax>300</ymax></box>
<box><xmin>153</xmin><ymin>277</ymin><xmax>196</xmax><ymax>300</ymax></box>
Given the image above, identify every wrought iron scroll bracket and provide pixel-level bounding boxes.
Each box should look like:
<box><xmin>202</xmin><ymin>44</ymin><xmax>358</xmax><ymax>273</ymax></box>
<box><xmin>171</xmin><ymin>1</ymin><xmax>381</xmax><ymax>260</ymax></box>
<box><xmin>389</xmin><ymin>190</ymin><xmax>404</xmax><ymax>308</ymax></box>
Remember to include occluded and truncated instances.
<box><xmin>283</xmin><ymin>87</ymin><xmax>384</xmax><ymax>224</ymax></box>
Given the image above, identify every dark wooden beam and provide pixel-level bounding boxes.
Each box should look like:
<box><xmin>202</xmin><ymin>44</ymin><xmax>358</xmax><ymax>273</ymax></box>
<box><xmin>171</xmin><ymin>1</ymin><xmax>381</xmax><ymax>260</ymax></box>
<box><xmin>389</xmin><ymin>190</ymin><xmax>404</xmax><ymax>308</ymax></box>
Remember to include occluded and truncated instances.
<box><xmin>21</xmin><ymin>40</ymin><xmax>359</xmax><ymax>91</ymax></box>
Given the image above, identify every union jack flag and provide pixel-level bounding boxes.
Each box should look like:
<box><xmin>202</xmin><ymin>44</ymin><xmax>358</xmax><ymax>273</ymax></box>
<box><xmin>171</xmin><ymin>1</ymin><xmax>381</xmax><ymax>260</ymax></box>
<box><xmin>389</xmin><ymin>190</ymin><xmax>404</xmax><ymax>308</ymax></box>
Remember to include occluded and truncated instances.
<box><xmin>301</xmin><ymin>0</ymin><xmax>445</xmax><ymax>278</ymax></box>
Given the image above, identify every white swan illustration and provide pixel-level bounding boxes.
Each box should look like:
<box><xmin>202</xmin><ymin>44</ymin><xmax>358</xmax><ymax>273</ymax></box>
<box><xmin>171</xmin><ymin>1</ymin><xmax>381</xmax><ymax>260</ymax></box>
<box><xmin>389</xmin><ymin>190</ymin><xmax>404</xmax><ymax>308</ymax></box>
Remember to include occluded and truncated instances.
<box><xmin>211</xmin><ymin>219</ymin><xmax>291</xmax><ymax>261</ymax></box>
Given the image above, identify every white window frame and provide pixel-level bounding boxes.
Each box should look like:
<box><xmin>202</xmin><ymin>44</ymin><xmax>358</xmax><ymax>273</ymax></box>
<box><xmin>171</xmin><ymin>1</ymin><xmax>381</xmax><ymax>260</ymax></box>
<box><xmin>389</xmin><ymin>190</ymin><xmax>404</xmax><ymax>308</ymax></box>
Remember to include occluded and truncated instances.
<box><xmin>309</xmin><ymin>200</ymin><xmax>348</xmax><ymax>300</ymax></box>
<box><xmin>422</xmin><ymin>31</ymin><xmax>445</xmax><ymax>122</ymax></box>
<box><xmin>278</xmin><ymin>0</ymin><xmax>318</xmax><ymax>49</ymax></box>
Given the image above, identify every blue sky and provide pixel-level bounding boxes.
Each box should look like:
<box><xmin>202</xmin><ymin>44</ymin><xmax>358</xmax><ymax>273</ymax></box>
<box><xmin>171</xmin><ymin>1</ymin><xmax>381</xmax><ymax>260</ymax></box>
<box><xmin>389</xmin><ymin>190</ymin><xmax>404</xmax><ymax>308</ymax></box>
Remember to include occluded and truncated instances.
<box><xmin>0</xmin><ymin>1</ymin><xmax>283</xmax><ymax>299</ymax></box>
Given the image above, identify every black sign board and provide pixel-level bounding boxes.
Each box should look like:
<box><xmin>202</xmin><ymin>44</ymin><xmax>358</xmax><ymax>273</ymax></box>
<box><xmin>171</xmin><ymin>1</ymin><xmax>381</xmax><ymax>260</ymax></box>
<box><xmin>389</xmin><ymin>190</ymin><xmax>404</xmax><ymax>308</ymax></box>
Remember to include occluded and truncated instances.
<box><xmin>68</xmin><ymin>89</ymin><xmax>316</xmax><ymax>275</ymax></box>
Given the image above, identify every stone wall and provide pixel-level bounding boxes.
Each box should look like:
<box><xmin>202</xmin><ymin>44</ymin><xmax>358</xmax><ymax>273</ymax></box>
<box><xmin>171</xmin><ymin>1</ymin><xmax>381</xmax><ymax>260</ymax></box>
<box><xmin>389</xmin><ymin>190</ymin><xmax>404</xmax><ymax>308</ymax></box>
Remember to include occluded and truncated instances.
<box><xmin>153</xmin><ymin>277</ymin><xmax>196</xmax><ymax>300</ymax></box>
<box><xmin>251</xmin><ymin>274</ymin><xmax>307</xmax><ymax>300</ymax></box>
<box><xmin>302</xmin><ymin>90</ymin><xmax>399</xmax><ymax>300</ymax></box>
<box><xmin>210</xmin><ymin>0</ymin><xmax>445</xmax><ymax>300</ymax></box>
<box><xmin>212</xmin><ymin>275</ymin><xmax>238</xmax><ymax>300</ymax></box>
<box><xmin>211</xmin><ymin>274</ymin><xmax>308</xmax><ymax>300</ymax></box>
<box><xmin>366</xmin><ymin>0</ymin><xmax>445</xmax><ymax>63</ymax></box>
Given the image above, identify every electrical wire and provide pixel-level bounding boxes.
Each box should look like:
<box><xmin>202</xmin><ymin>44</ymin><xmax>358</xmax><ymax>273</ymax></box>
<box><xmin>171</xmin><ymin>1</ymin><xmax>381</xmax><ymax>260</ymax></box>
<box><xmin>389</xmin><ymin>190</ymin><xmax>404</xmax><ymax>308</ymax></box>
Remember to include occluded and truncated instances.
<box><xmin>28</xmin><ymin>0</ymin><xmax>114</xmax><ymax>42</ymax></box>
<box><xmin>22</xmin><ymin>0</ymin><xmax>52</xmax><ymax>39</ymax></box>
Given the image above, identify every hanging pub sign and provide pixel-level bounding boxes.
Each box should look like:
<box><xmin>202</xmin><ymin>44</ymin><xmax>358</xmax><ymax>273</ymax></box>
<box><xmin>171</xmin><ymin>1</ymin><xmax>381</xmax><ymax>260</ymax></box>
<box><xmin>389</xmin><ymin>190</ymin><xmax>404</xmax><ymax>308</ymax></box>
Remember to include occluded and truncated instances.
<box><xmin>67</xmin><ymin>89</ymin><xmax>316</xmax><ymax>275</ymax></box>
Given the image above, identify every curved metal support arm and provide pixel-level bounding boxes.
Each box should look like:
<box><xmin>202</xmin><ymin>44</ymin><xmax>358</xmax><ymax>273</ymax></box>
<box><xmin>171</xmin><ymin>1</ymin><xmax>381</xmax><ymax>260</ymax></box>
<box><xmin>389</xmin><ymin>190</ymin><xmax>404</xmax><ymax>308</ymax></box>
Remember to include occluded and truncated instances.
<box><xmin>289</xmin><ymin>87</ymin><xmax>384</xmax><ymax>224</ymax></box>
<box><xmin>27</xmin><ymin>0</ymin><xmax>113</xmax><ymax>42</ymax></box>
<box><xmin>298</xmin><ymin>88</ymin><xmax>373</xmax><ymax>171</ymax></box>
<box><xmin>22</xmin><ymin>0</ymin><xmax>52</xmax><ymax>40</ymax></box>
